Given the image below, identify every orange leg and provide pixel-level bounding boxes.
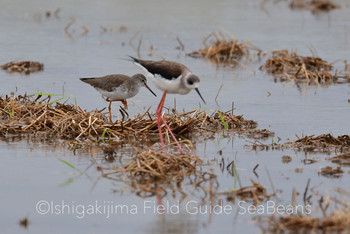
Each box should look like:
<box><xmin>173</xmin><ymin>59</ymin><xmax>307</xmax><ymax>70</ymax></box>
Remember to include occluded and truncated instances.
<box><xmin>156</xmin><ymin>91</ymin><xmax>184</xmax><ymax>154</ymax></box>
<box><xmin>106</xmin><ymin>98</ymin><xmax>128</xmax><ymax>123</ymax></box>
<box><xmin>120</xmin><ymin>100</ymin><xmax>128</xmax><ymax>109</ymax></box>
<box><xmin>108</xmin><ymin>101</ymin><xmax>113</xmax><ymax>123</ymax></box>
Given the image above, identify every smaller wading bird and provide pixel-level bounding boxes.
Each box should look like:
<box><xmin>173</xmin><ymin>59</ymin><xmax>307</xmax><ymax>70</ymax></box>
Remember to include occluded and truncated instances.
<box><xmin>80</xmin><ymin>74</ymin><xmax>156</xmax><ymax>122</ymax></box>
<box><xmin>129</xmin><ymin>56</ymin><xmax>206</xmax><ymax>154</ymax></box>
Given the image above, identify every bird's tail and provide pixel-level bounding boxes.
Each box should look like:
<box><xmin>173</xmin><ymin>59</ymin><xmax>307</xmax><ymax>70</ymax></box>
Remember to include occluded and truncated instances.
<box><xmin>128</xmin><ymin>55</ymin><xmax>139</xmax><ymax>62</ymax></box>
<box><xmin>119</xmin><ymin>55</ymin><xmax>139</xmax><ymax>63</ymax></box>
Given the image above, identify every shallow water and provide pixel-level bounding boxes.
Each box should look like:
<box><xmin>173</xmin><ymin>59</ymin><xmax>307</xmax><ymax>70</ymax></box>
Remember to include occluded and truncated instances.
<box><xmin>1</xmin><ymin>0</ymin><xmax>350</xmax><ymax>233</ymax></box>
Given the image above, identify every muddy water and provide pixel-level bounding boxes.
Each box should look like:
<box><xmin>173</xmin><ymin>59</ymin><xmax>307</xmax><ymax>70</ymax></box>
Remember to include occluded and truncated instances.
<box><xmin>1</xmin><ymin>0</ymin><xmax>350</xmax><ymax>233</ymax></box>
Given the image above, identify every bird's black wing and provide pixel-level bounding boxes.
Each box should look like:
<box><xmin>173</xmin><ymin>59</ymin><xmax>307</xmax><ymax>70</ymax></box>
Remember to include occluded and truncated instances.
<box><xmin>129</xmin><ymin>56</ymin><xmax>187</xmax><ymax>80</ymax></box>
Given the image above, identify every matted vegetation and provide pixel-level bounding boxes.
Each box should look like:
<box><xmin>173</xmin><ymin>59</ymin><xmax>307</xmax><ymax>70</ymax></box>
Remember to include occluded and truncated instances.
<box><xmin>260</xmin><ymin>50</ymin><xmax>349</xmax><ymax>85</ymax></box>
<box><xmin>289</xmin><ymin>0</ymin><xmax>341</xmax><ymax>13</ymax></box>
<box><xmin>318</xmin><ymin>166</ymin><xmax>344</xmax><ymax>178</ymax></box>
<box><xmin>99</xmin><ymin>148</ymin><xmax>217</xmax><ymax>198</ymax></box>
<box><xmin>1</xmin><ymin>61</ymin><xmax>44</xmax><ymax>74</ymax></box>
<box><xmin>262</xmin><ymin>208</ymin><xmax>350</xmax><ymax>233</ymax></box>
<box><xmin>259</xmin><ymin>185</ymin><xmax>350</xmax><ymax>233</ymax></box>
<box><xmin>328</xmin><ymin>153</ymin><xmax>350</xmax><ymax>167</ymax></box>
<box><xmin>218</xmin><ymin>180</ymin><xmax>273</xmax><ymax>204</ymax></box>
<box><xmin>248</xmin><ymin>134</ymin><xmax>350</xmax><ymax>153</ymax></box>
<box><xmin>0</xmin><ymin>94</ymin><xmax>272</xmax><ymax>147</ymax></box>
<box><xmin>281</xmin><ymin>134</ymin><xmax>350</xmax><ymax>152</ymax></box>
<box><xmin>187</xmin><ymin>32</ymin><xmax>261</xmax><ymax>65</ymax></box>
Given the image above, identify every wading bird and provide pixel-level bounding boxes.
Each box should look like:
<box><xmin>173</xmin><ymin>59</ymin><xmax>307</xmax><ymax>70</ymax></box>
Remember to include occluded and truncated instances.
<box><xmin>80</xmin><ymin>73</ymin><xmax>156</xmax><ymax>122</ymax></box>
<box><xmin>129</xmin><ymin>56</ymin><xmax>206</xmax><ymax>154</ymax></box>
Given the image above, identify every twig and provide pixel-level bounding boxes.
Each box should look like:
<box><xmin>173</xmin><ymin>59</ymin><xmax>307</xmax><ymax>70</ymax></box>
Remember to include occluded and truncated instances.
<box><xmin>176</xmin><ymin>37</ymin><xmax>185</xmax><ymax>51</ymax></box>
<box><xmin>215</xmin><ymin>83</ymin><xmax>224</xmax><ymax>103</ymax></box>
<box><xmin>253</xmin><ymin>164</ymin><xmax>259</xmax><ymax>178</ymax></box>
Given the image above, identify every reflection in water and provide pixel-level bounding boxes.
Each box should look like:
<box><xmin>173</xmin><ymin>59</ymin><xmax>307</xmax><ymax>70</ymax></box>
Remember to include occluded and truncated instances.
<box><xmin>147</xmin><ymin>212</ymin><xmax>199</xmax><ymax>234</ymax></box>
<box><xmin>0</xmin><ymin>0</ymin><xmax>350</xmax><ymax>233</ymax></box>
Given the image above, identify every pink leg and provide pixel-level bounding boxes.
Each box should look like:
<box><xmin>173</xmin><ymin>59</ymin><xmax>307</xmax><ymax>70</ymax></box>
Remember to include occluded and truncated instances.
<box><xmin>156</xmin><ymin>92</ymin><xmax>166</xmax><ymax>153</ymax></box>
<box><xmin>159</xmin><ymin>115</ymin><xmax>184</xmax><ymax>154</ymax></box>
<box><xmin>156</xmin><ymin>91</ymin><xmax>184</xmax><ymax>154</ymax></box>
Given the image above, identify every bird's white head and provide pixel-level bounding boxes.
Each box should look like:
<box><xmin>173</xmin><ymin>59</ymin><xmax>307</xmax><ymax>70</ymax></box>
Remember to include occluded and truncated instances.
<box><xmin>183</xmin><ymin>74</ymin><xmax>200</xmax><ymax>90</ymax></box>
<box><xmin>183</xmin><ymin>74</ymin><xmax>206</xmax><ymax>104</ymax></box>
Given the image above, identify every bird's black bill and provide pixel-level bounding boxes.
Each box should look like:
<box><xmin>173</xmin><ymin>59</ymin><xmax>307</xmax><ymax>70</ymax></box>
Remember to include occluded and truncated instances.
<box><xmin>145</xmin><ymin>84</ymin><xmax>157</xmax><ymax>97</ymax></box>
<box><xmin>195</xmin><ymin>88</ymin><xmax>206</xmax><ymax>104</ymax></box>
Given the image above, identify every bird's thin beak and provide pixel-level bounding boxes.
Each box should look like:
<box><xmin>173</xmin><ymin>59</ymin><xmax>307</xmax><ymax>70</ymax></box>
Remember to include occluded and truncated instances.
<box><xmin>195</xmin><ymin>88</ymin><xmax>206</xmax><ymax>104</ymax></box>
<box><xmin>145</xmin><ymin>84</ymin><xmax>157</xmax><ymax>97</ymax></box>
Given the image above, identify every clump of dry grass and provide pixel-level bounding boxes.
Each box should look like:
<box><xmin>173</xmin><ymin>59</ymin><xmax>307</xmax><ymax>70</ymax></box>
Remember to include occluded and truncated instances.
<box><xmin>1</xmin><ymin>61</ymin><xmax>44</xmax><ymax>74</ymax></box>
<box><xmin>259</xmin><ymin>187</ymin><xmax>350</xmax><ymax>233</ymax></box>
<box><xmin>261</xmin><ymin>50</ymin><xmax>343</xmax><ymax>85</ymax></box>
<box><xmin>265</xmin><ymin>209</ymin><xmax>350</xmax><ymax>233</ymax></box>
<box><xmin>318</xmin><ymin>166</ymin><xmax>344</xmax><ymax>178</ymax></box>
<box><xmin>100</xmin><ymin>148</ymin><xmax>217</xmax><ymax>198</ymax></box>
<box><xmin>328</xmin><ymin>153</ymin><xmax>350</xmax><ymax>167</ymax></box>
<box><xmin>122</xmin><ymin>149</ymin><xmax>201</xmax><ymax>184</ymax></box>
<box><xmin>0</xmin><ymin>94</ymin><xmax>108</xmax><ymax>140</ymax></box>
<box><xmin>282</xmin><ymin>155</ymin><xmax>292</xmax><ymax>163</ymax></box>
<box><xmin>247</xmin><ymin>134</ymin><xmax>350</xmax><ymax>153</ymax></box>
<box><xmin>283</xmin><ymin>134</ymin><xmax>350</xmax><ymax>152</ymax></box>
<box><xmin>245</xmin><ymin>129</ymin><xmax>275</xmax><ymax>140</ymax></box>
<box><xmin>0</xmin><ymin>95</ymin><xmax>270</xmax><ymax>147</ymax></box>
<box><xmin>289</xmin><ymin>0</ymin><xmax>341</xmax><ymax>13</ymax></box>
<box><xmin>219</xmin><ymin>180</ymin><xmax>272</xmax><ymax>204</ymax></box>
<box><xmin>187</xmin><ymin>32</ymin><xmax>260</xmax><ymax>64</ymax></box>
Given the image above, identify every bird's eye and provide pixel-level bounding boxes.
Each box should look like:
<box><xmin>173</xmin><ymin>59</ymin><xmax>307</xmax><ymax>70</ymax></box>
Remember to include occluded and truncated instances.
<box><xmin>188</xmin><ymin>80</ymin><xmax>194</xmax><ymax>85</ymax></box>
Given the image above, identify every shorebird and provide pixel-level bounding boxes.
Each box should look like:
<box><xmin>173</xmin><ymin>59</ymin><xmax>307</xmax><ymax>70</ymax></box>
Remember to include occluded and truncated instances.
<box><xmin>80</xmin><ymin>74</ymin><xmax>156</xmax><ymax>122</ymax></box>
<box><xmin>129</xmin><ymin>56</ymin><xmax>206</xmax><ymax>154</ymax></box>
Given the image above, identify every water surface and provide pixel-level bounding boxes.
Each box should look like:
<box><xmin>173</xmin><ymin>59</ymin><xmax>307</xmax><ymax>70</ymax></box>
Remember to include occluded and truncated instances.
<box><xmin>0</xmin><ymin>0</ymin><xmax>350</xmax><ymax>233</ymax></box>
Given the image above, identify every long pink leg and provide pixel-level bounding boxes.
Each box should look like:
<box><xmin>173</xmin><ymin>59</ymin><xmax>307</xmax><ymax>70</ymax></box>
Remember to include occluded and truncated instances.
<box><xmin>156</xmin><ymin>92</ymin><xmax>166</xmax><ymax>152</ymax></box>
<box><xmin>156</xmin><ymin>91</ymin><xmax>184</xmax><ymax>154</ymax></box>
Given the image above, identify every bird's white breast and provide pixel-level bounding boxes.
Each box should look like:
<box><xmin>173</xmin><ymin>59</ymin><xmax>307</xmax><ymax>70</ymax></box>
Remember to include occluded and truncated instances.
<box><xmin>134</xmin><ymin>62</ymin><xmax>191</xmax><ymax>95</ymax></box>
<box><xmin>96</xmin><ymin>85</ymin><xmax>139</xmax><ymax>100</ymax></box>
